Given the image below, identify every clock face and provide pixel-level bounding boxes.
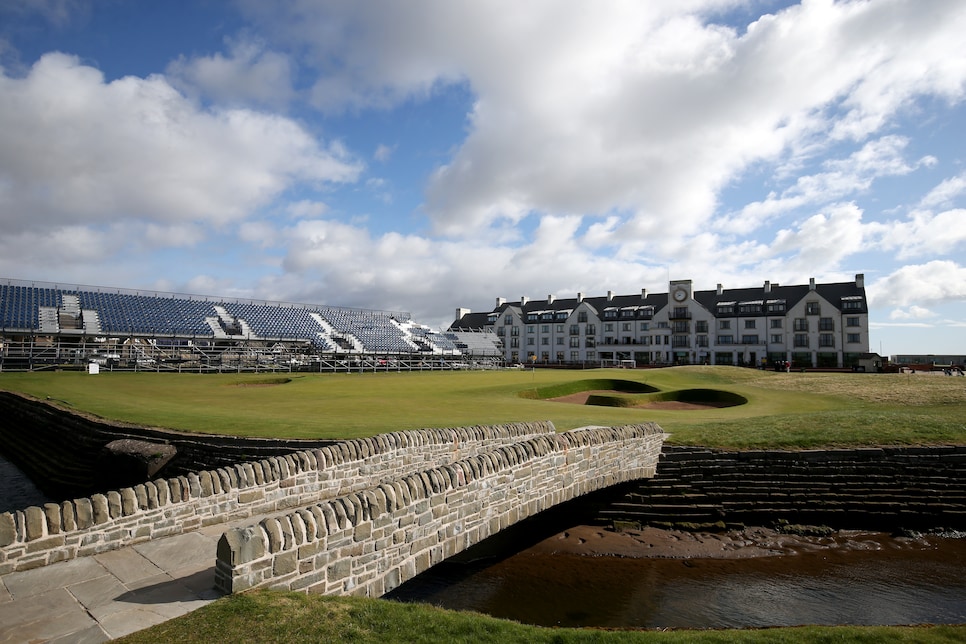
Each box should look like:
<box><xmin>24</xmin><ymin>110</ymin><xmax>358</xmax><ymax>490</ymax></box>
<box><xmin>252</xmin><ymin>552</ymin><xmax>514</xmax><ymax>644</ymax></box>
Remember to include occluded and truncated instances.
<box><xmin>674</xmin><ymin>289</ymin><xmax>687</xmax><ymax>302</ymax></box>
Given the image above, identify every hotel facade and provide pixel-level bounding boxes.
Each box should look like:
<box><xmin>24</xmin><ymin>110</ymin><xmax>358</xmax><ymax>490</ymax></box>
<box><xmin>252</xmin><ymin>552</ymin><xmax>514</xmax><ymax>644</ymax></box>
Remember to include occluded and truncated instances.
<box><xmin>451</xmin><ymin>275</ymin><xmax>870</xmax><ymax>368</ymax></box>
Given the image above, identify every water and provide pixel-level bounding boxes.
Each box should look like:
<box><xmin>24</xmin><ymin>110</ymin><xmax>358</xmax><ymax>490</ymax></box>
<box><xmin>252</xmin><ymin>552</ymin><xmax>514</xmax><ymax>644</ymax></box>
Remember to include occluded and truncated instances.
<box><xmin>389</xmin><ymin>529</ymin><xmax>966</xmax><ymax>629</ymax></box>
<box><xmin>0</xmin><ymin>453</ymin><xmax>51</xmax><ymax>513</ymax></box>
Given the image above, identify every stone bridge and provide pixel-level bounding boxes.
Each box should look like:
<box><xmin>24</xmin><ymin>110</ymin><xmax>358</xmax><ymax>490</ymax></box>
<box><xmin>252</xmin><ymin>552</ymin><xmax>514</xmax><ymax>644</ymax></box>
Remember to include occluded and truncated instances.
<box><xmin>0</xmin><ymin>420</ymin><xmax>666</xmax><ymax>601</ymax></box>
<box><xmin>214</xmin><ymin>423</ymin><xmax>666</xmax><ymax>597</ymax></box>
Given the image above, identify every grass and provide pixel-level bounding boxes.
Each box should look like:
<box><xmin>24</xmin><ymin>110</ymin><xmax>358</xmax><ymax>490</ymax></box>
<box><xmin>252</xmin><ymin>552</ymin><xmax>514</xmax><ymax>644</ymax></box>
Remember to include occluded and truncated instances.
<box><xmin>1</xmin><ymin>366</ymin><xmax>964</xmax><ymax>448</ymax></box>
<box><xmin>115</xmin><ymin>591</ymin><xmax>966</xmax><ymax>644</ymax></box>
<box><xmin>4</xmin><ymin>366</ymin><xmax>966</xmax><ymax>641</ymax></box>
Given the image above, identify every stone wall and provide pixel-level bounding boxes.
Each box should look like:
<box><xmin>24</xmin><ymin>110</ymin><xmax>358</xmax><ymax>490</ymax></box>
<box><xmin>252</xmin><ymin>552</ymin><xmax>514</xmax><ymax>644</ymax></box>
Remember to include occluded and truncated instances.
<box><xmin>214</xmin><ymin>423</ymin><xmax>668</xmax><ymax>597</ymax></box>
<box><xmin>599</xmin><ymin>445</ymin><xmax>966</xmax><ymax>531</ymax></box>
<box><xmin>0</xmin><ymin>391</ymin><xmax>342</xmax><ymax>498</ymax></box>
<box><xmin>0</xmin><ymin>421</ymin><xmax>556</xmax><ymax>574</ymax></box>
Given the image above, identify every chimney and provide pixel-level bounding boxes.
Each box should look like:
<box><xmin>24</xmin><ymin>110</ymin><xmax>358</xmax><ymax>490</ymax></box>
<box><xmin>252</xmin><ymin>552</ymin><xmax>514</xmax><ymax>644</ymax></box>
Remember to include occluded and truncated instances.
<box><xmin>521</xmin><ymin>296</ymin><xmax>529</xmax><ymax>306</ymax></box>
<box><xmin>764</xmin><ymin>280</ymin><xmax>771</xmax><ymax>293</ymax></box>
<box><xmin>641</xmin><ymin>288</ymin><xmax>647</xmax><ymax>299</ymax></box>
<box><xmin>607</xmin><ymin>290</ymin><xmax>614</xmax><ymax>301</ymax></box>
<box><xmin>716</xmin><ymin>284</ymin><xmax>723</xmax><ymax>296</ymax></box>
<box><xmin>455</xmin><ymin>307</ymin><xmax>470</xmax><ymax>321</ymax></box>
<box><xmin>547</xmin><ymin>294</ymin><xmax>555</xmax><ymax>304</ymax></box>
<box><xmin>855</xmin><ymin>273</ymin><xmax>865</xmax><ymax>288</ymax></box>
<box><xmin>809</xmin><ymin>278</ymin><xmax>816</xmax><ymax>291</ymax></box>
<box><xmin>577</xmin><ymin>292</ymin><xmax>584</xmax><ymax>302</ymax></box>
<box><xmin>496</xmin><ymin>297</ymin><xmax>506</xmax><ymax>308</ymax></box>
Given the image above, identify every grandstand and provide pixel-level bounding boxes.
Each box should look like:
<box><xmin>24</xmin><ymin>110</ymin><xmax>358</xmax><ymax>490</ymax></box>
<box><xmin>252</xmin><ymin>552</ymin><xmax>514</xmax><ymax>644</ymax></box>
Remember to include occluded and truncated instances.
<box><xmin>0</xmin><ymin>279</ymin><xmax>503</xmax><ymax>372</ymax></box>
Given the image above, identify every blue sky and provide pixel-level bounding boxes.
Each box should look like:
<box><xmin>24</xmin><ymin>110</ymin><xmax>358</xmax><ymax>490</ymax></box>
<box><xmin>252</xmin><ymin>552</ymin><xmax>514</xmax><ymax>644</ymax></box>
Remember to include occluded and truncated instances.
<box><xmin>1</xmin><ymin>0</ymin><xmax>965</xmax><ymax>356</ymax></box>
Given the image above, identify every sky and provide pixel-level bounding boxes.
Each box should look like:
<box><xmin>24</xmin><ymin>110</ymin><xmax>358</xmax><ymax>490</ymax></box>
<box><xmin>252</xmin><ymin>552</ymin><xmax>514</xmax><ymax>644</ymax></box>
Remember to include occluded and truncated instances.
<box><xmin>0</xmin><ymin>0</ymin><xmax>965</xmax><ymax>356</ymax></box>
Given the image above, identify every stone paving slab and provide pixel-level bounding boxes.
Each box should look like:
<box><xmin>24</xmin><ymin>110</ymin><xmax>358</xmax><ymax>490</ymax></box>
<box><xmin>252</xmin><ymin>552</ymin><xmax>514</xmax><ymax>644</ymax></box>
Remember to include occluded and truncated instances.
<box><xmin>0</xmin><ymin>528</ymin><xmax>227</xmax><ymax>642</ymax></box>
<box><xmin>0</xmin><ymin>587</ymin><xmax>100</xmax><ymax>643</ymax></box>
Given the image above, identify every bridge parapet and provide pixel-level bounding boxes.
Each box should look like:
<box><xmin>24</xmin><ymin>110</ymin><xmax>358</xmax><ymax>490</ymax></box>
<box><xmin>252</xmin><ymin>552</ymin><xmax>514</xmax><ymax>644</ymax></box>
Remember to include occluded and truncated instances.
<box><xmin>215</xmin><ymin>423</ymin><xmax>667</xmax><ymax>597</ymax></box>
<box><xmin>0</xmin><ymin>421</ymin><xmax>556</xmax><ymax>574</ymax></box>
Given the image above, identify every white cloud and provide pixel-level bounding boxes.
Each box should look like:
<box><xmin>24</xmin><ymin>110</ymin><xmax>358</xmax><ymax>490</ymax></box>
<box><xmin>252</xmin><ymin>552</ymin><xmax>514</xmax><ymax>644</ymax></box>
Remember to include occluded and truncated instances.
<box><xmin>889</xmin><ymin>305</ymin><xmax>936</xmax><ymax>320</ymax></box>
<box><xmin>868</xmin><ymin>260</ymin><xmax>966</xmax><ymax>307</ymax></box>
<box><xmin>920</xmin><ymin>171</ymin><xmax>966</xmax><ymax>209</ymax></box>
<box><xmin>374</xmin><ymin>144</ymin><xmax>394</xmax><ymax>162</ymax></box>
<box><xmin>166</xmin><ymin>37</ymin><xmax>295</xmax><ymax>109</ymax></box>
<box><xmin>0</xmin><ymin>53</ymin><xmax>362</xmax><ymax>242</ymax></box>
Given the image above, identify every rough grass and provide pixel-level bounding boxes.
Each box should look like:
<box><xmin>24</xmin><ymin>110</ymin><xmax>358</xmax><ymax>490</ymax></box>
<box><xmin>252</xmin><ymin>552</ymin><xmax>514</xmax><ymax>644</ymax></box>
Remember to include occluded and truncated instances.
<box><xmin>1</xmin><ymin>366</ymin><xmax>964</xmax><ymax>448</ymax></box>
<box><xmin>114</xmin><ymin>591</ymin><xmax>966</xmax><ymax>644</ymax></box>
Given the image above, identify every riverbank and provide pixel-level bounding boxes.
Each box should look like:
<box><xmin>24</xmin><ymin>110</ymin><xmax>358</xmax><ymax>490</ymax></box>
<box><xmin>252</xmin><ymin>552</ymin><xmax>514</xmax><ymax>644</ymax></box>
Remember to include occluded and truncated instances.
<box><xmin>527</xmin><ymin>523</ymin><xmax>946</xmax><ymax>560</ymax></box>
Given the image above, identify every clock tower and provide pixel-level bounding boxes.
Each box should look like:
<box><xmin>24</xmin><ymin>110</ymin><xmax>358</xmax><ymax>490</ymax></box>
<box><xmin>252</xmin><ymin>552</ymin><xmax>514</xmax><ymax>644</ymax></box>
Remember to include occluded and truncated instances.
<box><xmin>669</xmin><ymin>279</ymin><xmax>692</xmax><ymax>303</ymax></box>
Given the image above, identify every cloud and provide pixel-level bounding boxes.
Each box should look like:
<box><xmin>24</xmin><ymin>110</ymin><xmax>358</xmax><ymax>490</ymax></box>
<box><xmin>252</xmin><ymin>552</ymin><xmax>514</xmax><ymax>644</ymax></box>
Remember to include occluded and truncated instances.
<box><xmin>868</xmin><ymin>260</ymin><xmax>966</xmax><ymax>307</ymax></box>
<box><xmin>889</xmin><ymin>305</ymin><xmax>936</xmax><ymax>320</ymax></box>
<box><xmin>0</xmin><ymin>53</ymin><xmax>362</xmax><ymax>243</ymax></box>
<box><xmin>166</xmin><ymin>36</ymin><xmax>295</xmax><ymax>109</ymax></box>
<box><xmin>722</xmin><ymin>135</ymin><xmax>931</xmax><ymax>232</ymax></box>
<box><xmin>374</xmin><ymin>144</ymin><xmax>394</xmax><ymax>162</ymax></box>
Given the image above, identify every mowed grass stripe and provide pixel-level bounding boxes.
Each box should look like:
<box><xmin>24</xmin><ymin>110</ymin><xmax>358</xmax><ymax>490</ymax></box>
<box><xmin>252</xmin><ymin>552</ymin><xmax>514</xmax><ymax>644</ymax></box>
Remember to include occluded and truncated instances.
<box><xmin>1</xmin><ymin>366</ymin><xmax>964</xmax><ymax>448</ymax></box>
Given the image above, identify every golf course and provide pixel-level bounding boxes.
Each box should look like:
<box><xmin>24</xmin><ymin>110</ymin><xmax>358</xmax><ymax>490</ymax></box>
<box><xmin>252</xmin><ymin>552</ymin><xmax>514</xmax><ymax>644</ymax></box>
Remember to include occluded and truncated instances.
<box><xmin>3</xmin><ymin>366</ymin><xmax>966</xmax><ymax>643</ymax></box>
<box><xmin>1</xmin><ymin>365</ymin><xmax>963</xmax><ymax>449</ymax></box>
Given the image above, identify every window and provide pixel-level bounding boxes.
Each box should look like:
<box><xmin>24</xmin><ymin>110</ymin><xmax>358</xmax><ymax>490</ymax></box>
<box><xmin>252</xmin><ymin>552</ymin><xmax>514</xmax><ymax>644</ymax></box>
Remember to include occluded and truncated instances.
<box><xmin>504</xmin><ymin>315</ymin><xmax>513</xmax><ymax>325</ymax></box>
<box><xmin>541</xmin><ymin>325</ymin><xmax>550</xmax><ymax>333</ymax></box>
<box><xmin>570</xmin><ymin>337</ymin><xmax>579</xmax><ymax>348</ymax></box>
<box><xmin>842</xmin><ymin>300</ymin><xmax>862</xmax><ymax>310</ymax></box>
<box><xmin>717</xmin><ymin>335</ymin><xmax>734</xmax><ymax>344</ymax></box>
<box><xmin>604</xmin><ymin>309</ymin><xmax>617</xmax><ymax>319</ymax></box>
<box><xmin>586</xmin><ymin>324</ymin><xmax>596</xmax><ymax>335</ymax></box>
<box><xmin>696</xmin><ymin>335</ymin><xmax>708</xmax><ymax>347</ymax></box>
<box><xmin>717</xmin><ymin>304</ymin><xmax>734</xmax><ymax>315</ymax></box>
<box><xmin>511</xmin><ymin>326</ymin><xmax>520</xmax><ymax>336</ymax></box>
<box><xmin>556</xmin><ymin>325</ymin><xmax>564</xmax><ymax>333</ymax></box>
<box><xmin>556</xmin><ymin>337</ymin><xmax>564</xmax><ymax>345</ymax></box>
<box><xmin>770</xmin><ymin>319</ymin><xmax>783</xmax><ymax>329</ymax></box>
<box><xmin>744</xmin><ymin>319</ymin><xmax>757</xmax><ymax>329</ymax></box>
<box><xmin>741</xmin><ymin>335</ymin><xmax>759</xmax><ymax>344</ymax></box>
<box><xmin>570</xmin><ymin>324</ymin><xmax>579</xmax><ymax>335</ymax></box>
<box><xmin>738</xmin><ymin>302</ymin><xmax>763</xmax><ymax>314</ymax></box>
<box><xmin>794</xmin><ymin>334</ymin><xmax>809</xmax><ymax>348</ymax></box>
<box><xmin>766</xmin><ymin>300</ymin><xmax>786</xmax><ymax>313</ymax></box>
<box><xmin>527</xmin><ymin>325</ymin><xmax>534</xmax><ymax>334</ymax></box>
<box><xmin>586</xmin><ymin>337</ymin><xmax>596</xmax><ymax>348</ymax></box>
<box><xmin>847</xmin><ymin>316</ymin><xmax>860</xmax><ymax>327</ymax></box>
<box><xmin>527</xmin><ymin>337</ymin><xmax>534</xmax><ymax>345</ymax></box>
<box><xmin>847</xmin><ymin>333</ymin><xmax>861</xmax><ymax>344</ymax></box>
<box><xmin>719</xmin><ymin>320</ymin><xmax>731</xmax><ymax>330</ymax></box>
<box><xmin>794</xmin><ymin>318</ymin><xmax>808</xmax><ymax>332</ymax></box>
<box><xmin>640</xmin><ymin>322</ymin><xmax>649</xmax><ymax>331</ymax></box>
<box><xmin>570</xmin><ymin>351</ymin><xmax>580</xmax><ymax>362</ymax></box>
<box><xmin>672</xmin><ymin>336</ymin><xmax>690</xmax><ymax>348</ymax></box>
<box><xmin>541</xmin><ymin>337</ymin><xmax>549</xmax><ymax>345</ymax></box>
<box><xmin>510</xmin><ymin>338</ymin><xmax>519</xmax><ymax>348</ymax></box>
<box><xmin>770</xmin><ymin>334</ymin><xmax>783</xmax><ymax>344</ymax></box>
<box><xmin>578</xmin><ymin>311</ymin><xmax>588</xmax><ymax>323</ymax></box>
<box><xmin>819</xmin><ymin>318</ymin><xmax>834</xmax><ymax>331</ymax></box>
<box><xmin>806</xmin><ymin>301</ymin><xmax>821</xmax><ymax>315</ymax></box>
<box><xmin>604</xmin><ymin>323</ymin><xmax>614</xmax><ymax>332</ymax></box>
<box><xmin>819</xmin><ymin>334</ymin><xmax>835</xmax><ymax>348</ymax></box>
<box><xmin>622</xmin><ymin>322</ymin><xmax>632</xmax><ymax>332</ymax></box>
<box><xmin>672</xmin><ymin>321</ymin><xmax>689</xmax><ymax>333</ymax></box>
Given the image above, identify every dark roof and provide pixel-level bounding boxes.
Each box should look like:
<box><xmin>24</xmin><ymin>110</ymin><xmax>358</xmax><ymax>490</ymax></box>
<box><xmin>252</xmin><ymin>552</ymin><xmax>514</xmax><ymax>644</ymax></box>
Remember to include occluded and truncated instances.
<box><xmin>452</xmin><ymin>278</ymin><xmax>867</xmax><ymax>326</ymax></box>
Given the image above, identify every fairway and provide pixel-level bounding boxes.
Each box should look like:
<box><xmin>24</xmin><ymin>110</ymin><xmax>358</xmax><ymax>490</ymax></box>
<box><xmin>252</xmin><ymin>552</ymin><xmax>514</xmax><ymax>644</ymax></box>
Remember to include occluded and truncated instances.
<box><xmin>1</xmin><ymin>366</ymin><xmax>965</xmax><ymax>449</ymax></box>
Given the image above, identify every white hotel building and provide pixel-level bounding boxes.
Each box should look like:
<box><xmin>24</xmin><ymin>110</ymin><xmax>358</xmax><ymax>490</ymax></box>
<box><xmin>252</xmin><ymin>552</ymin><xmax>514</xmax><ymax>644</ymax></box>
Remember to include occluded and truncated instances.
<box><xmin>451</xmin><ymin>275</ymin><xmax>870</xmax><ymax>368</ymax></box>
